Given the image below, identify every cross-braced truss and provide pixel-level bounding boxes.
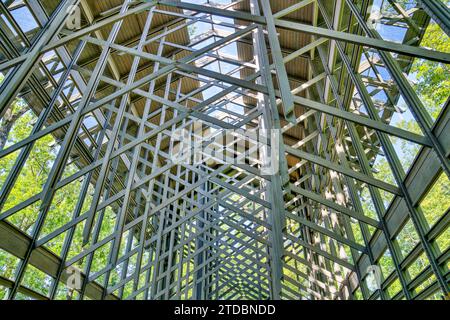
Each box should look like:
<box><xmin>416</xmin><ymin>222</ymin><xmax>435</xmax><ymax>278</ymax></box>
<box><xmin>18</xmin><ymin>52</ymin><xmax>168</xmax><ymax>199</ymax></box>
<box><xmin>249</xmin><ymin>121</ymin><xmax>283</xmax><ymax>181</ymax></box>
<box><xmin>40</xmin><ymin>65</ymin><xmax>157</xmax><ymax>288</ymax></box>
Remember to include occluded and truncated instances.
<box><xmin>0</xmin><ymin>0</ymin><xmax>449</xmax><ymax>300</ymax></box>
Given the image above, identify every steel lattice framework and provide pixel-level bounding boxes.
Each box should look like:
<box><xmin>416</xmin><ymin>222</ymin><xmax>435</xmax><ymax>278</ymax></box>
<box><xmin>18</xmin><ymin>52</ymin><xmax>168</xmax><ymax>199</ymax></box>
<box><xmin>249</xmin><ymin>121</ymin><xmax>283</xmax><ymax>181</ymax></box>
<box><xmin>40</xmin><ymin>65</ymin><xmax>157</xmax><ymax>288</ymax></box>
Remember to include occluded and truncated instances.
<box><xmin>0</xmin><ymin>0</ymin><xmax>449</xmax><ymax>300</ymax></box>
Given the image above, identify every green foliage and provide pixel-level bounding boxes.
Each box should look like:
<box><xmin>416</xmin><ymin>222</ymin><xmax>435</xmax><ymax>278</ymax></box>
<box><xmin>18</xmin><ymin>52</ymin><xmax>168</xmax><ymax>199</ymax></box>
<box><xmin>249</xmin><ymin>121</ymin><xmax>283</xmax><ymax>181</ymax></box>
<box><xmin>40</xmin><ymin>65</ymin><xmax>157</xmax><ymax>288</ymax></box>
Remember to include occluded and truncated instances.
<box><xmin>0</xmin><ymin>90</ymin><xmax>103</xmax><ymax>298</ymax></box>
<box><xmin>410</xmin><ymin>22</ymin><xmax>450</xmax><ymax>120</ymax></box>
<box><xmin>363</xmin><ymin>20</ymin><xmax>450</xmax><ymax>299</ymax></box>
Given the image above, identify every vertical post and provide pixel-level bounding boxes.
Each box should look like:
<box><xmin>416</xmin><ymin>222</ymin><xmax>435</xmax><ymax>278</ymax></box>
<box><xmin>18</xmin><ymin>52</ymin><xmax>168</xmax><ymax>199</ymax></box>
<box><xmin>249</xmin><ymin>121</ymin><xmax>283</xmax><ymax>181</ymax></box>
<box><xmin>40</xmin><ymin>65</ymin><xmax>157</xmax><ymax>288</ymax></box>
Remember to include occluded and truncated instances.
<box><xmin>194</xmin><ymin>168</ymin><xmax>208</xmax><ymax>300</ymax></box>
<box><xmin>248</xmin><ymin>0</ymin><xmax>288</xmax><ymax>300</ymax></box>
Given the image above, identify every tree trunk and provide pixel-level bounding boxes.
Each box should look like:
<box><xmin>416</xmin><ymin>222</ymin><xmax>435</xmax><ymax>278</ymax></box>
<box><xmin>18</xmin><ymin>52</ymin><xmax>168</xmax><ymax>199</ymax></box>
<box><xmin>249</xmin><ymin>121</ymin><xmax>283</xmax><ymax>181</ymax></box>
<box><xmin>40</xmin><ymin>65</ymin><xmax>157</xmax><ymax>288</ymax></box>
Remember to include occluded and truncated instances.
<box><xmin>0</xmin><ymin>104</ymin><xmax>28</xmax><ymax>150</ymax></box>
